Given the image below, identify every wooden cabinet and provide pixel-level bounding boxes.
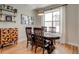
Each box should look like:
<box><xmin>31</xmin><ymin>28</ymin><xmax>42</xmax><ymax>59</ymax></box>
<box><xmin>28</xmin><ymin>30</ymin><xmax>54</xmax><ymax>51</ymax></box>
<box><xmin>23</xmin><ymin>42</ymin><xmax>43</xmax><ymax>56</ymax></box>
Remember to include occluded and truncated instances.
<box><xmin>0</xmin><ymin>28</ymin><xmax>18</xmax><ymax>47</ymax></box>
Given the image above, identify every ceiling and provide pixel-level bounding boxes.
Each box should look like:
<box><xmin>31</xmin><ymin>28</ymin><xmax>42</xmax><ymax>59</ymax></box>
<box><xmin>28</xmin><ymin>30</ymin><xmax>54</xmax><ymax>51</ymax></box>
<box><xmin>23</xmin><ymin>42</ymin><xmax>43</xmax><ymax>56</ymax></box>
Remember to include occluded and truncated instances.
<box><xmin>27</xmin><ymin>4</ymin><xmax>52</xmax><ymax>10</ymax></box>
<box><xmin>10</xmin><ymin>4</ymin><xmax>52</xmax><ymax>11</ymax></box>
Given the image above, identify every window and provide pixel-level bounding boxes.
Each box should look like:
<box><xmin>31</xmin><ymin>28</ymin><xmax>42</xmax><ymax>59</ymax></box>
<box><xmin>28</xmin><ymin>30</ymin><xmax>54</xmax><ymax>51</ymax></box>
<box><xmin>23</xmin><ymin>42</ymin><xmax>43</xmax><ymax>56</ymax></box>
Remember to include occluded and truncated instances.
<box><xmin>44</xmin><ymin>13</ymin><xmax>52</xmax><ymax>31</ymax></box>
<box><xmin>44</xmin><ymin>8</ymin><xmax>61</xmax><ymax>33</ymax></box>
<box><xmin>52</xmin><ymin>11</ymin><xmax>60</xmax><ymax>33</ymax></box>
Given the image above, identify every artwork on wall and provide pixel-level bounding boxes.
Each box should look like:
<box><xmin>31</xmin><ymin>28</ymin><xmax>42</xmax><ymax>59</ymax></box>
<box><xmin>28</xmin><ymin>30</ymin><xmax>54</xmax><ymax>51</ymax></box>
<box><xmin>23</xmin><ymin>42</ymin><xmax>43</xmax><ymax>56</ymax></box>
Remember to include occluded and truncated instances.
<box><xmin>21</xmin><ymin>14</ymin><xmax>28</xmax><ymax>24</ymax></box>
<box><xmin>21</xmin><ymin>14</ymin><xmax>34</xmax><ymax>25</ymax></box>
<box><xmin>6</xmin><ymin>15</ymin><xmax>12</xmax><ymax>21</ymax></box>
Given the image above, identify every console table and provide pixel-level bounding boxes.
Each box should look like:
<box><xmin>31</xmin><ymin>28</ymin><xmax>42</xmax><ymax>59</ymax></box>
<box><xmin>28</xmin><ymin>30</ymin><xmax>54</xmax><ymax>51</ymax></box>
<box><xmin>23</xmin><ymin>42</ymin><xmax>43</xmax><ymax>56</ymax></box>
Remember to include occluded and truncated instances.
<box><xmin>0</xmin><ymin>28</ymin><xmax>18</xmax><ymax>48</ymax></box>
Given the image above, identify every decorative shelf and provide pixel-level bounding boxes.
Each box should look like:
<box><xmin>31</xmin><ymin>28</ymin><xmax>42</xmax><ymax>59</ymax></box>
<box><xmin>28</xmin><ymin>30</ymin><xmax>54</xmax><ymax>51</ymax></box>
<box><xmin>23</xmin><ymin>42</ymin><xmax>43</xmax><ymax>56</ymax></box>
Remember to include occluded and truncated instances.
<box><xmin>0</xmin><ymin>20</ymin><xmax>16</xmax><ymax>22</ymax></box>
<box><xmin>0</xmin><ymin>4</ymin><xmax>17</xmax><ymax>13</ymax></box>
<box><xmin>0</xmin><ymin>4</ymin><xmax>17</xmax><ymax>23</ymax></box>
<box><xmin>0</xmin><ymin>8</ymin><xmax>14</xmax><ymax>13</ymax></box>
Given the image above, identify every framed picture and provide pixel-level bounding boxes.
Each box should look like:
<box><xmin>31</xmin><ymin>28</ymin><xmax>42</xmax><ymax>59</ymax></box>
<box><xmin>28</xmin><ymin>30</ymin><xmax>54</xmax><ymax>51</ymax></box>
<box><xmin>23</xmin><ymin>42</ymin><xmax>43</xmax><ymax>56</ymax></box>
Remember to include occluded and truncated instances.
<box><xmin>21</xmin><ymin>14</ymin><xmax>34</xmax><ymax>25</ymax></box>
<box><xmin>5</xmin><ymin>15</ymin><xmax>12</xmax><ymax>21</ymax></box>
<box><xmin>21</xmin><ymin>14</ymin><xmax>28</xmax><ymax>24</ymax></box>
<box><xmin>28</xmin><ymin>16</ymin><xmax>33</xmax><ymax>25</ymax></box>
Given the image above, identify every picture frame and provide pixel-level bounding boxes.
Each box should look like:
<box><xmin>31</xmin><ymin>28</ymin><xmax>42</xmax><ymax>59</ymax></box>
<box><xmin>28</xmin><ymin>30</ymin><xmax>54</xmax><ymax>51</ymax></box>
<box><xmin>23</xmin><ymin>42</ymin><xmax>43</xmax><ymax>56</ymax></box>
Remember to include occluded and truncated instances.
<box><xmin>21</xmin><ymin>14</ymin><xmax>34</xmax><ymax>25</ymax></box>
<box><xmin>5</xmin><ymin>15</ymin><xmax>12</xmax><ymax>21</ymax></box>
<box><xmin>21</xmin><ymin>14</ymin><xmax>28</xmax><ymax>24</ymax></box>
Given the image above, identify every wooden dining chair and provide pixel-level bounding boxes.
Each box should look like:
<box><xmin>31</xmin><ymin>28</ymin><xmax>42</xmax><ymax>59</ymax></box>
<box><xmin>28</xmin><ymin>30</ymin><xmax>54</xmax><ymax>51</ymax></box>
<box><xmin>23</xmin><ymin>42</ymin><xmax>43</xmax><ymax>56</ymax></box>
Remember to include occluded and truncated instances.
<box><xmin>34</xmin><ymin>27</ymin><xmax>56</xmax><ymax>54</ymax></box>
<box><xmin>42</xmin><ymin>26</ymin><xmax>47</xmax><ymax>32</ymax></box>
<box><xmin>49</xmin><ymin>27</ymin><xmax>56</xmax><ymax>33</ymax></box>
<box><xmin>25</xmin><ymin>27</ymin><xmax>34</xmax><ymax>49</ymax></box>
<box><xmin>34</xmin><ymin>28</ymin><xmax>46</xmax><ymax>54</ymax></box>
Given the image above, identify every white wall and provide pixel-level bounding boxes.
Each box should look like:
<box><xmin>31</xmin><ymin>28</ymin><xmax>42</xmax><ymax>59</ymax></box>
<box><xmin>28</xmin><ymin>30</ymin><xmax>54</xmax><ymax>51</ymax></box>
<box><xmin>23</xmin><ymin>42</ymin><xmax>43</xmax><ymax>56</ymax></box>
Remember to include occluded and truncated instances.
<box><xmin>65</xmin><ymin>4</ymin><xmax>79</xmax><ymax>46</ymax></box>
<box><xmin>77</xmin><ymin>5</ymin><xmax>79</xmax><ymax>47</ymax></box>
<box><xmin>33</xmin><ymin>11</ymin><xmax>42</xmax><ymax>27</ymax></box>
<box><xmin>0</xmin><ymin>4</ymin><xmax>34</xmax><ymax>43</ymax></box>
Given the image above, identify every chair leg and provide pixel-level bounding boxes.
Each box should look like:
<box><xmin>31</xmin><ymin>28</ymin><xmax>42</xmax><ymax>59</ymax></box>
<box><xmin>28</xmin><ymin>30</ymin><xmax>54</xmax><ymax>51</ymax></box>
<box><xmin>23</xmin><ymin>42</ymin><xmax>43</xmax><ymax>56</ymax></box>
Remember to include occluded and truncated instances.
<box><xmin>31</xmin><ymin>40</ymin><xmax>34</xmax><ymax>50</ymax></box>
<box><xmin>35</xmin><ymin>46</ymin><xmax>37</xmax><ymax>53</ymax></box>
<box><xmin>27</xmin><ymin>41</ymin><xmax>28</xmax><ymax>48</ymax></box>
<box><xmin>43</xmin><ymin>48</ymin><xmax>44</xmax><ymax>54</ymax></box>
<box><xmin>31</xmin><ymin>44</ymin><xmax>33</xmax><ymax>50</ymax></box>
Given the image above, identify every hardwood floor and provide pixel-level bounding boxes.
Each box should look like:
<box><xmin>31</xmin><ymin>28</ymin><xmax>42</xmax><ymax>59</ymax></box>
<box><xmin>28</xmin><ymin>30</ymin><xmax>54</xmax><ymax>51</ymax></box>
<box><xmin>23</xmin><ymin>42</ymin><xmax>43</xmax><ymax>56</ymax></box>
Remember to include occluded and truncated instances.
<box><xmin>0</xmin><ymin>41</ymin><xmax>78</xmax><ymax>54</ymax></box>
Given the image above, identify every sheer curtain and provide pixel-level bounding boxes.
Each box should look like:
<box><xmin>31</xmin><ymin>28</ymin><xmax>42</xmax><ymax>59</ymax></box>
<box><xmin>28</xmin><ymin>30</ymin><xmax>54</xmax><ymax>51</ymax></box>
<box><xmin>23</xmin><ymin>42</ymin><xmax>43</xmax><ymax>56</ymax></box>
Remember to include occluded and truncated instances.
<box><xmin>59</xmin><ymin>6</ymin><xmax>66</xmax><ymax>43</ymax></box>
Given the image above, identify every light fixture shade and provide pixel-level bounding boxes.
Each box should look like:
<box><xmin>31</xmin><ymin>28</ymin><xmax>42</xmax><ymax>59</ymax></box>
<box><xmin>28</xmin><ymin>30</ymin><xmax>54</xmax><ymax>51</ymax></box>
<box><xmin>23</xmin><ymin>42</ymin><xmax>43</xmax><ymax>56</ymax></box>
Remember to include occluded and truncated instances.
<box><xmin>37</xmin><ymin>9</ymin><xmax>44</xmax><ymax>16</ymax></box>
<box><xmin>38</xmin><ymin>13</ymin><xmax>44</xmax><ymax>16</ymax></box>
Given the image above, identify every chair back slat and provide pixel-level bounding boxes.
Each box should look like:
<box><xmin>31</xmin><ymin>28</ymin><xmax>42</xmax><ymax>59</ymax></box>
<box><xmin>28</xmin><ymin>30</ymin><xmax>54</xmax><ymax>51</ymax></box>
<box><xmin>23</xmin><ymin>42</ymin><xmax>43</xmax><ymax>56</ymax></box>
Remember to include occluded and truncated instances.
<box><xmin>25</xmin><ymin>27</ymin><xmax>32</xmax><ymax>41</ymax></box>
<box><xmin>34</xmin><ymin>28</ymin><xmax>44</xmax><ymax>47</ymax></box>
<box><xmin>49</xmin><ymin>27</ymin><xmax>56</xmax><ymax>33</ymax></box>
<box><xmin>42</xmin><ymin>26</ymin><xmax>47</xmax><ymax>32</ymax></box>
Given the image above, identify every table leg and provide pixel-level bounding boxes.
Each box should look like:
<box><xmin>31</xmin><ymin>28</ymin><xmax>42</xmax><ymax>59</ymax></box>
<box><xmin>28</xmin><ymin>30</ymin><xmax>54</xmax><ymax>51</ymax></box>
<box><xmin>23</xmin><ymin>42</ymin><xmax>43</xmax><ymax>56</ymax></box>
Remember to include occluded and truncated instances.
<box><xmin>47</xmin><ymin>39</ymin><xmax>55</xmax><ymax>54</ymax></box>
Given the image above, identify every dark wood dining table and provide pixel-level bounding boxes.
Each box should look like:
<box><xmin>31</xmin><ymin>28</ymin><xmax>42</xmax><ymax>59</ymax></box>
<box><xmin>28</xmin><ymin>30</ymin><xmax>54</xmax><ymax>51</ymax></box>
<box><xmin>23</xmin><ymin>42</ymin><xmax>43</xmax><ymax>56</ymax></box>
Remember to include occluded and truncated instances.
<box><xmin>43</xmin><ymin>32</ymin><xmax>60</xmax><ymax>40</ymax></box>
<box><xmin>43</xmin><ymin>32</ymin><xmax>60</xmax><ymax>53</ymax></box>
<box><xmin>32</xmin><ymin>32</ymin><xmax>60</xmax><ymax>53</ymax></box>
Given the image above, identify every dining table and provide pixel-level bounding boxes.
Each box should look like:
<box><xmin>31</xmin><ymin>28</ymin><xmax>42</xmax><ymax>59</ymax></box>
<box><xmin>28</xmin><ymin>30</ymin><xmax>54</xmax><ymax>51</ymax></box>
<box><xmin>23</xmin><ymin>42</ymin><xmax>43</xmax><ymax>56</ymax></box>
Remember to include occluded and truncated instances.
<box><xmin>43</xmin><ymin>32</ymin><xmax>60</xmax><ymax>53</ymax></box>
<box><xmin>43</xmin><ymin>32</ymin><xmax>60</xmax><ymax>40</ymax></box>
<box><xmin>32</xmin><ymin>32</ymin><xmax>60</xmax><ymax>53</ymax></box>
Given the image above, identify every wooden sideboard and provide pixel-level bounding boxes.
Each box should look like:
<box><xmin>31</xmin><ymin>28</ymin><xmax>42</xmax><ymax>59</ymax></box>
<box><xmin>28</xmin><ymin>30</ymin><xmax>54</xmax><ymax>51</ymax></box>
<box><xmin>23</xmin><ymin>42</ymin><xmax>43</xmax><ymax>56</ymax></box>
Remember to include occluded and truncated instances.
<box><xmin>0</xmin><ymin>28</ymin><xmax>18</xmax><ymax>48</ymax></box>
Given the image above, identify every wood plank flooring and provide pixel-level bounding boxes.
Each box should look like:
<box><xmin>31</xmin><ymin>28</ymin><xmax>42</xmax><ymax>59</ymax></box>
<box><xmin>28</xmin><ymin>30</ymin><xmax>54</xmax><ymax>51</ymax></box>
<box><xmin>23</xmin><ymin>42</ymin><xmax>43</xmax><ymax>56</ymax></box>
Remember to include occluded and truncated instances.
<box><xmin>0</xmin><ymin>41</ymin><xmax>78</xmax><ymax>54</ymax></box>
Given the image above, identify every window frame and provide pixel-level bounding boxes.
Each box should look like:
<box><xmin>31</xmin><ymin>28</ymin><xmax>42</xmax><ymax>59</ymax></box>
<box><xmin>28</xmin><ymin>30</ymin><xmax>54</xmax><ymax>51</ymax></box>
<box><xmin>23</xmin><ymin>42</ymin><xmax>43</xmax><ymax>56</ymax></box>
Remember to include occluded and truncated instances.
<box><xmin>44</xmin><ymin>8</ymin><xmax>61</xmax><ymax>33</ymax></box>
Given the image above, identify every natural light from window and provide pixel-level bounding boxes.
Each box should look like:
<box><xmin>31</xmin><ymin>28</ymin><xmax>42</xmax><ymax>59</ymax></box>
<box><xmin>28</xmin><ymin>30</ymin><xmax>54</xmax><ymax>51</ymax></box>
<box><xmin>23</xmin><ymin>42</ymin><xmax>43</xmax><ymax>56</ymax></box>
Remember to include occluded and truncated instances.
<box><xmin>44</xmin><ymin>8</ymin><xmax>60</xmax><ymax>33</ymax></box>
